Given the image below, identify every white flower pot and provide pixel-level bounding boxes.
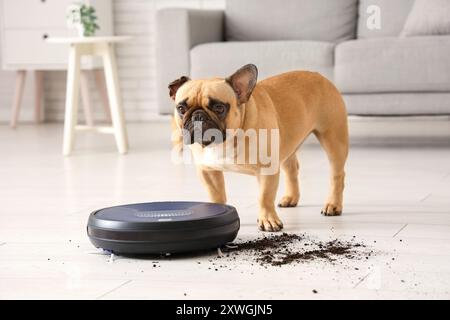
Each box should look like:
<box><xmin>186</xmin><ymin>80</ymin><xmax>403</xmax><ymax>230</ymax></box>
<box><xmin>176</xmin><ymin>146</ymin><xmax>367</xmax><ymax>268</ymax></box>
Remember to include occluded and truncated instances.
<box><xmin>76</xmin><ymin>24</ymin><xmax>85</xmax><ymax>37</ymax></box>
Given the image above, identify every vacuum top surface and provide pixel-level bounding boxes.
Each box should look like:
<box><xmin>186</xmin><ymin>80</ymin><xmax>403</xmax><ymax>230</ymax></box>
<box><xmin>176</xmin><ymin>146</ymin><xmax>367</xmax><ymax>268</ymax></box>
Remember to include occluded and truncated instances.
<box><xmin>94</xmin><ymin>201</ymin><xmax>229</xmax><ymax>222</ymax></box>
<box><xmin>89</xmin><ymin>201</ymin><xmax>237</xmax><ymax>231</ymax></box>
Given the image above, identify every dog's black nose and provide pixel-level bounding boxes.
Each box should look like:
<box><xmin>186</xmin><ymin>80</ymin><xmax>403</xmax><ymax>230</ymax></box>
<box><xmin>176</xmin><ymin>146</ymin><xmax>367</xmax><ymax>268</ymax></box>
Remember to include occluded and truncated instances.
<box><xmin>192</xmin><ymin>110</ymin><xmax>207</xmax><ymax>122</ymax></box>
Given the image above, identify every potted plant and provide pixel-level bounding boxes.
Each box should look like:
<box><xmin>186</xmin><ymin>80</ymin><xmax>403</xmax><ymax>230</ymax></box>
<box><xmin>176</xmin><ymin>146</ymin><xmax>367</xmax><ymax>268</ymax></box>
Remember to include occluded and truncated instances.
<box><xmin>66</xmin><ymin>2</ymin><xmax>100</xmax><ymax>37</ymax></box>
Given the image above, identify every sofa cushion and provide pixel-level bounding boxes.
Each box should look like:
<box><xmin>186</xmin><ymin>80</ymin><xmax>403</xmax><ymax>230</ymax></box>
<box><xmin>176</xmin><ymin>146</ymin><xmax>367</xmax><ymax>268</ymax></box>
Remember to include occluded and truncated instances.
<box><xmin>335</xmin><ymin>36</ymin><xmax>450</xmax><ymax>93</ymax></box>
<box><xmin>357</xmin><ymin>0</ymin><xmax>415</xmax><ymax>38</ymax></box>
<box><xmin>401</xmin><ymin>0</ymin><xmax>450</xmax><ymax>37</ymax></box>
<box><xmin>344</xmin><ymin>93</ymin><xmax>450</xmax><ymax>115</ymax></box>
<box><xmin>190</xmin><ymin>40</ymin><xmax>335</xmax><ymax>81</ymax></box>
<box><xmin>225</xmin><ymin>0</ymin><xmax>358</xmax><ymax>42</ymax></box>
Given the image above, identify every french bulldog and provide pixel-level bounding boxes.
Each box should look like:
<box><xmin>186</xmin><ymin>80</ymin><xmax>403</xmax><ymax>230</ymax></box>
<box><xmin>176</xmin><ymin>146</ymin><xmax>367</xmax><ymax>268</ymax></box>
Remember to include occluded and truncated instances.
<box><xmin>169</xmin><ymin>64</ymin><xmax>348</xmax><ymax>232</ymax></box>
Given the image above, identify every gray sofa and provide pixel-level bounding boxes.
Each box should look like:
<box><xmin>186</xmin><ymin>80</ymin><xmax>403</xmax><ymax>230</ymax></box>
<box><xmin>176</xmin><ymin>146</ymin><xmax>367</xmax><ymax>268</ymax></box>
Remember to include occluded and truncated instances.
<box><xmin>156</xmin><ymin>0</ymin><xmax>450</xmax><ymax>116</ymax></box>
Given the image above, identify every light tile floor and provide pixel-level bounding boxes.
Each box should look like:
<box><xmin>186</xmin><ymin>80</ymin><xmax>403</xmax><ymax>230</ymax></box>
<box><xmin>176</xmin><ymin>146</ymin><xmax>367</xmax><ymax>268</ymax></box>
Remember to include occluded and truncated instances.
<box><xmin>0</xmin><ymin>119</ymin><xmax>449</xmax><ymax>299</ymax></box>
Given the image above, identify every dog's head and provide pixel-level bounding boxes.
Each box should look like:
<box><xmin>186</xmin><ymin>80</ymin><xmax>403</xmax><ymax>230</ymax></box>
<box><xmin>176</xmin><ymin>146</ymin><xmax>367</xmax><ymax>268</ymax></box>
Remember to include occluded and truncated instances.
<box><xmin>169</xmin><ymin>64</ymin><xmax>258</xmax><ymax>147</ymax></box>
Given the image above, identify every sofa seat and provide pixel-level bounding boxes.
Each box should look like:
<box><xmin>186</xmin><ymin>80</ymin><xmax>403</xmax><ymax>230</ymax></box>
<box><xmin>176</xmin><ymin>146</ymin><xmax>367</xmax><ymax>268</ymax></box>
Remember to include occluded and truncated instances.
<box><xmin>335</xmin><ymin>36</ymin><xmax>450</xmax><ymax>93</ymax></box>
<box><xmin>190</xmin><ymin>40</ymin><xmax>335</xmax><ymax>81</ymax></box>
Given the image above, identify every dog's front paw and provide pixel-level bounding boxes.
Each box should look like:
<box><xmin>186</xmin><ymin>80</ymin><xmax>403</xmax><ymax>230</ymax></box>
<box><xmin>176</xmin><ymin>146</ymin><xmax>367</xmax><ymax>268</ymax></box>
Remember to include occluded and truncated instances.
<box><xmin>321</xmin><ymin>201</ymin><xmax>342</xmax><ymax>216</ymax></box>
<box><xmin>278</xmin><ymin>195</ymin><xmax>299</xmax><ymax>208</ymax></box>
<box><xmin>257</xmin><ymin>210</ymin><xmax>283</xmax><ymax>232</ymax></box>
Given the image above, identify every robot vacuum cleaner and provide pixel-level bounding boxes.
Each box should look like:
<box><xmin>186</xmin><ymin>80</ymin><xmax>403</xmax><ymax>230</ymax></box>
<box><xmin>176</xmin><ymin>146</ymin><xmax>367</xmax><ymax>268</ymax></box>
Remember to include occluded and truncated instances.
<box><xmin>87</xmin><ymin>201</ymin><xmax>240</xmax><ymax>254</ymax></box>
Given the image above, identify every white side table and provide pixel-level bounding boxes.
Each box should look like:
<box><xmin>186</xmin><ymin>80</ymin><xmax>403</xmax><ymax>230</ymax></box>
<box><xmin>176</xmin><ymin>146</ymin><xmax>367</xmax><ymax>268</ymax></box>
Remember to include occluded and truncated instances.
<box><xmin>47</xmin><ymin>36</ymin><xmax>131</xmax><ymax>156</ymax></box>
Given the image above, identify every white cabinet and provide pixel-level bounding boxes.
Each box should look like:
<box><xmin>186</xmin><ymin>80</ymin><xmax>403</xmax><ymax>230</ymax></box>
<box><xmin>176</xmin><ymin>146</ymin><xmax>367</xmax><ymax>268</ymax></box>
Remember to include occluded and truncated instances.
<box><xmin>0</xmin><ymin>0</ymin><xmax>113</xmax><ymax>70</ymax></box>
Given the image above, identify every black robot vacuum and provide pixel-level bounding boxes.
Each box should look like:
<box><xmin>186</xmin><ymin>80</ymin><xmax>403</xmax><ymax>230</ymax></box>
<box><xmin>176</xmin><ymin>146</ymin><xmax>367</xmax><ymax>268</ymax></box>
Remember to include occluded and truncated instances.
<box><xmin>87</xmin><ymin>201</ymin><xmax>240</xmax><ymax>254</ymax></box>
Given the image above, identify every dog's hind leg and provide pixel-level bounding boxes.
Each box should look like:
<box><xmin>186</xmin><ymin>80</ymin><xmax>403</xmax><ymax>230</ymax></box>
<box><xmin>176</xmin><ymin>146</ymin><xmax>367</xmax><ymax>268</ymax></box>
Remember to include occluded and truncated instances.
<box><xmin>314</xmin><ymin>127</ymin><xmax>349</xmax><ymax>216</ymax></box>
<box><xmin>278</xmin><ymin>153</ymin><xmax>300</xmax><ymax>207</ymax></box>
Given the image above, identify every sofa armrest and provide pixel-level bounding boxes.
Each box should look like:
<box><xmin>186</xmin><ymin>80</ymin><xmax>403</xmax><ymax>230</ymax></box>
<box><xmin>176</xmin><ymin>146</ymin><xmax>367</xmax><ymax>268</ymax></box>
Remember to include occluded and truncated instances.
<box><xmin>156</xmin><ymin>8</ymin><xmax>224</xmax><ymax>114</ymax></box>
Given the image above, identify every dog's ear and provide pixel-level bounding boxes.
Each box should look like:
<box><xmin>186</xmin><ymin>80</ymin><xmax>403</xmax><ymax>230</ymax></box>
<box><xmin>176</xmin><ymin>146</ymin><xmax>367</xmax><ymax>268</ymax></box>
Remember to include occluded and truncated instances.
<box><xmin>168</xmin><ymin>76</ymin><xmax>190</xmax><ymax>100</ymax></box>
<box><xmin>226</xmin><ymin>64</ymin><xmax>258</xmax><ymax>104</ymax></box>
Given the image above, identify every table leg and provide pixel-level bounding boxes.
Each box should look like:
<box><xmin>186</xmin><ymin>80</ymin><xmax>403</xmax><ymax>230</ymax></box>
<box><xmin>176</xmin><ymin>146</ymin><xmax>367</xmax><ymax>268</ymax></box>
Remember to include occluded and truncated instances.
<box><xmin>10</xmin><ymin>70</ymin><xmax>26</xmax><ymax>128</ymax></box>
<box><xmin>63</xmin><ymin>45</ymin><xmax>81</xmax><ymax>156</ymax></box>
<box><xmin>80</xmin><ymin>70</ymin><xmax>94</xmax><ymax>127</ymax></box>
<box><xmin>94</xmin><ymin>69</ymin><xmax>112</xmax><ymax>122</ymax></box>
<box><xmin>33</xmin><ymin>70</ymin><xmax>44</xmax><ymax>123</ymax></box>
<box><xmin>100</xmin><ymin>43</ymin><xmax>128</xmax><ymax>154</ymax></box>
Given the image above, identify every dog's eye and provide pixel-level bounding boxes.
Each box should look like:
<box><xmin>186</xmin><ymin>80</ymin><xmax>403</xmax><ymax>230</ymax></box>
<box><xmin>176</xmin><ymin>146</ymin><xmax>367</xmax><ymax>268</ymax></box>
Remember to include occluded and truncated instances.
<box><xmin>176</xmin><ymin>104</ymin><xmax>187</xmax><ymax>115</ymax></box>
<box><xmin>212</xmin><ymin>104</ymin><xmax>225</xmax><ymax>114</ymax></box>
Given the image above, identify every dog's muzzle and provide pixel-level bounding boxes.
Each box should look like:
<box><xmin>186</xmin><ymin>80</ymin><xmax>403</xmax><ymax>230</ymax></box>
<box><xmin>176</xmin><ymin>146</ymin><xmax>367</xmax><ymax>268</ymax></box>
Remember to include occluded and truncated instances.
<box><xmin>183</xmin><ymin>109</ymin><xmax>225</xmax><ymax>146</ymax></box>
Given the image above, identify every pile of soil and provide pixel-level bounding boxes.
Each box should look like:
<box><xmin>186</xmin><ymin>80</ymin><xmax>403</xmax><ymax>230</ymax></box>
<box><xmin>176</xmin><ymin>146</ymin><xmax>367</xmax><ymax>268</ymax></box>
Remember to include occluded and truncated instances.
<box><xmin>222</xmin><ymin>233</ymin><xmax>367</xmax><ymax>267</ymax></box>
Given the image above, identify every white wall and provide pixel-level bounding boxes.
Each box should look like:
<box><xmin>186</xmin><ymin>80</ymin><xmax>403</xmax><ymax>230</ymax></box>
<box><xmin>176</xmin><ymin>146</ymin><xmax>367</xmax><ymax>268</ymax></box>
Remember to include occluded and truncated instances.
<box><xmin>0</xmin><ymin>0</ymin><xmax>225</xmax><ymax>123</ymax></box>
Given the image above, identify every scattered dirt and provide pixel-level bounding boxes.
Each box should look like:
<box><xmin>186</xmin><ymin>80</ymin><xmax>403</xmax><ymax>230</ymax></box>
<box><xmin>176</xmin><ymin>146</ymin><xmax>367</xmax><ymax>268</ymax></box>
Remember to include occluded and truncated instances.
<box><xmin>222</xmin><ymin>232</ymin><xmax>368</xmax><ymax>267</ymax></box>
<box><xmin>107</xmin><ymin>232</ymin><xmax>374</xmax><ymax>273</ymax></box>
